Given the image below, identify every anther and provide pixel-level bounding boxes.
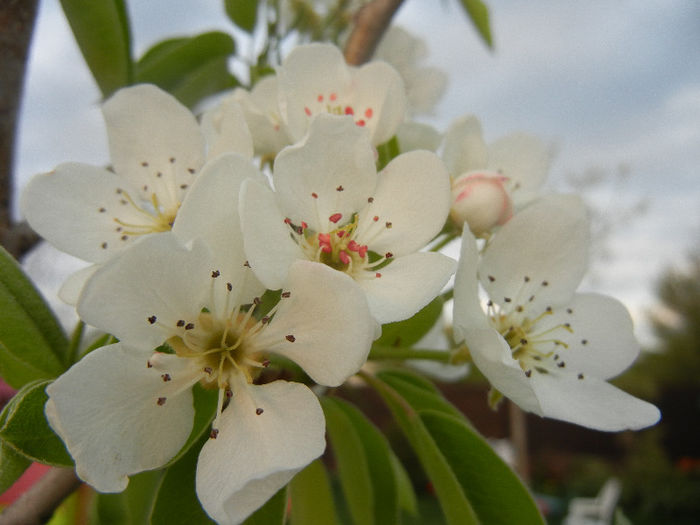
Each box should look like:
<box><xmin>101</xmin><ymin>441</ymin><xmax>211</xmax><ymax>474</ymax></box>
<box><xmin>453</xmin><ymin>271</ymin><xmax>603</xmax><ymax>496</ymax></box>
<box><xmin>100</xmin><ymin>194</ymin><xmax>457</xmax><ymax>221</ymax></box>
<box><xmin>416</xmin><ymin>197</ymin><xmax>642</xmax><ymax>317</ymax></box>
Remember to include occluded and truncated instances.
<box><xmin>524</xmin><ymin>276</ymin><xmax>530</xmax><ymax>282</ymax></box>
<box><xmin>121</xmin><ymin>235</ymin><xmax>128</xmax><ymax>241</ymax></box>
<box><xmin>101</xmin><ymin>242</ymin><xmax>108</xmax><ymax>249</ymax></box>
<box><xmin>375</xmin><ymin>272</ymin><xmax>382</xmax><ymax>278</ymax></box>
<box><xmin>185</xmin><ymin>323</ymin><xmax>195</xmax><ymax>330</ymax></box>
<box><xmin>157</xmin><ymin>397</ymin><xmax>167</xmax><ymax>406</ymax></box>
<box><xmin>385</xmin><ymin>252</ymin><xmax>393</xmax><ymax>259</ymax></box>
<box><xmin>261</xmin><ymin>316</ymin><xmax>270</xmax><ymax>324</ymax></box>
<box><xmin>227</xmin><ymin>283</ymin><xmax>233</xmax><ymax>291</ymax></box>
<box><xmin>161</xmin><ymin>374</ymin><xmax>171</xmax><ymax>382</ymax></box>
<box><xmin>368</xmin><ymin>197</ymin><xmax>374</xmax><ymax>203</ymax></box>
<box><xmin>578</xmin><ymin>373</ymin><xmax>584</xmax><ymax>380</ymax></box>
<box><xmin>336</xmin><ymin>185</ymin><xmax>344</xmax><ymax>192</ymax></box>
<box><xmin>385</xmin><ymin>221</ymin><xmax>392</xmax><ymax>228</ymax></box>
<box><xmin>504</xmin><ymin>297</ymin><xmax>512</xmax><ymax>303</ymax></box>
<box><xmin>256</xmin><ymin>408</ymin><xmax>264</xmax><ymax>415</ymax></box>
<box><xmin>141</xmin><ymin>161</ymin><xmax>148</xmax><ymax>167</ymax></box>
<box><xmin>286</xmin><ymin>335</ymin><xmax>296</xmax><ymax>342</ymax></box>
<box><xmin>210</xmin><ymin>429</ymin><xmax>219</xmax><ymax>439</ymax></box>
<box><xmin>488</xmin><ymin>275</ymin><xmax>495</xmax><ymax>282</ymax></box>
<box><xmin>311</xmin><ymin>192</ymin><xmax>318</xmax><ymax>199</ymax></box>
<box><xmin>566</xmin><ymin>308</ymin><xmax>573</xmax><ymax>314</ymax></box>
<box><xmin>156</xmin><ymin>172</ymin><xmax>162</xmax><ymax>178</ymax></box>
<box><xmin>520</xmin><ymin>338</ymin><xmax>528</xmax><ymax>345</ymax></box>
<box><xmin>525</xmin><ymin>370</ymin><xmax>532</xmax><ymax>378</ymax></box>
<box><xmin>339</xmin><ymin>250</ymin><xmax>351</xmax><ymax>264</ymax></box>
<box><xmin>188</xmin><ymin>168</ymin><xmax>196</xmax><ymax>174</ymax></box>
<box><xmin>225</xmin><ymin>389</ymin><xmax>233</xmax><ymax>399</ymax></box>
<box><xmin>212</xmin><ymin>270</ymin><xmax>220</xmax><ymax>278</ymax></box>
<box><xmin>244</xmin><ymin>260</ymin><xmax>251</xmax><ymax>267</ymax></box>
<box><xmin>180</xmin><ymin>183</ymin><xmax>188</xmax><ymax>189</ymax></box>
<box><xmin>281</xmin><ymin>291</ymin><xmax>291</xmax><ymax>298</ymax></box>
<box><xmin>557</xmin><ymin>362</ymin><xmax>566</xmax><ymax>368</ymax></box>
<box><xmin>147</xmin><ymin>361</ymin><xmax>153</xmax><ymax>368</ymax></box>
<box><xmin>253</xmin><ymin>297</ymin><xmax>261</xmax><ymax>305</ymax></box>
<box><xmin>204</xmin><ymin>367</ymin><xmax>213</xmax><ymax>374</ymax></box>
<box><xmin>98</xmin><ymin>207</ymin><xmax>106</xmax><ymax>213</ymax></box>
<box><xmin>262</xmin><ymin>359</ymin><xmax>270</xmax><ymax>367</ymax></box>
<box><xmin>329</xmin><ymin>213</ymin><xmax>342</xmax><ymax>223</ymax></box>
<box><xmin>169</xmin><ymin>157</ymin><xmax>176</xmax><ymax>163</ymax></box>
<box><xmin>373</xmin><ymin>216</ymin><xmax>379</xmax><ymax>222</ymax></box>
<box><xmin>148</xmin><ymin>315</ymin><xmax>157</xmax><ymax>324</ymax></box>
<box><xmin>542</xmin><ymin>280</ymin><xmax>549</xmax><ymax>286</ymax></box>
<box><xmin>581</xmin><ymin>339</ymin><xmax>588</xmax><ymax>345</ymax></box>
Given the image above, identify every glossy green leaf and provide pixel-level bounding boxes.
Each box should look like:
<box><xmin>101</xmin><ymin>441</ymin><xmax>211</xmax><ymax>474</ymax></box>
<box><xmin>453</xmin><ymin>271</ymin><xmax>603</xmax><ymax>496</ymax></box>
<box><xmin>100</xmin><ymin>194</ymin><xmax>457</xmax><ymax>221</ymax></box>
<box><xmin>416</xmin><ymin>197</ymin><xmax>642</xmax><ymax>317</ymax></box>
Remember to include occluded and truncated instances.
<box><xmin>289</xmin><ymin>459</ymin><xmax>338</xmax><ymax>525</ymax></box>
<box><xmin>377</xmin><ymin>370</ymin><xmax>464</xmax><ymax>420</ymax></box>
<box><xmin>0</xmin><ymin>246</ymin><xmax>68</xmax><ymax>388</ymax></box>
<box><xmin>362</xmin><ymin>372</ymin><xmax>479</xmax><ymax>525</ymax></box>
<box><xmin>225</xmin><ymin>0</ymin><xmax>259</xmax><ymax>32</ymax></box>
<box><xmin>0</xmin><ymin>439</ymin><xmax>31</xmax><ymax>494</ymax></box>
<box><xmin>243</xmin><ymin>486</ymin><xmax>287</xmax><ymax>525</ymax></box>
<box><xmin>151</xmin><ymin>432</ymin><xmax>214</xmax><ymax>525</ymax></box>
<box><xmin>163</xmin><ymin>383</ymin><xmax>217</xmax><ymax>468</ymax></box>
<box><xmin>458</xmin><ymin>0</ymin><xmax>494</xmax><ymax>48</ymax></box>
<box><xmin>333</xmin><ymin>397</ymin><xmax>399</xmax><ymax>525</ymax></box>
<box><xmin>421</xmin><ymin>410</ymin><xmax>545</xmax><ymax>525</ymax></box>
<box><xmin>93</xmin><ymin>470</ymin><xmax>161</xmax><ymax>525</ymax></box>
<box><xmin>375</xmin><ymin>296</ymin><xmax>444</xmax><ymax>349</ymax></box>
<box><xmin>389</xmin><ymin>450</ymin><xmax>417</xmax><ymax>516</ymax></box>
<box><xmin>135</xmin><ymin>31</ymin><xmax>236</xmax><ymax>107</ymax></box>
<box><xmin>321</xmin><ymin>397</ymin><xmax>374</xmax><ymax>525</ymax></box>
<box><xmin>59</xmin><ymin>0</ymin><xmax>132</xmax><ymax>97</ymax></box>
<box><xmin>0</xmin><ymin>380</ymin><xmax>72</xmax><ymax>466</ymax></box>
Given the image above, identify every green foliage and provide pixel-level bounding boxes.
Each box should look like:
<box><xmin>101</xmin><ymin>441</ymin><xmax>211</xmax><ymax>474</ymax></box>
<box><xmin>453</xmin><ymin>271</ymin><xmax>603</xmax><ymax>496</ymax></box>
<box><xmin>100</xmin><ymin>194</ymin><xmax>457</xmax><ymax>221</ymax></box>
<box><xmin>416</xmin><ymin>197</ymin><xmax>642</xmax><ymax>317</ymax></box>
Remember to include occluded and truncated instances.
<box><xmin>0</xmin><ymin>439</ymin><xmax>31</xmax><ymax>494</ymax></box>
<box><xmin>59</xmin><ymin>0</ymin><xmax>132</xmax><ymax>97</ymax></box>
<box><xmin>0</xmin><ymin>380</ymin><xmax>72</xmax><ymax>466</ymax></box>
<box><xmin>243</xmin><ymin>486</ymin><xmax>287</xmax><ymax>525</ymax></box>
<box><xmin>289</xmin><ymin>459</ymin><xmax>338</xmax><ymax>525</ymax></box>
<box><xmin>375</xmin><ymin>296</ymin><xmax>444</xmax><ymax>349</ymax></box>
<box><xmin>458</xmin><ymin>0</ymin><xmax>494</xmax><ymax>49</ymax></box>
<box><xmin>134</xmin><ymin>32</ymin><xmax>238</xmax><ymax>108</ymax></box>
<box><xmin>93</xmin><ymin>470</ymin><xmax>162</xmax><ymax>525</ymax></box>
<box><xmin>0</xmin><ymin>246</ymin><xmax>68</xmax><ymax>389</ymax></box>
<box><xmin>225</xmin><ymin>0</ymin><xmax>259</xmax><ymax>33</ymax></box>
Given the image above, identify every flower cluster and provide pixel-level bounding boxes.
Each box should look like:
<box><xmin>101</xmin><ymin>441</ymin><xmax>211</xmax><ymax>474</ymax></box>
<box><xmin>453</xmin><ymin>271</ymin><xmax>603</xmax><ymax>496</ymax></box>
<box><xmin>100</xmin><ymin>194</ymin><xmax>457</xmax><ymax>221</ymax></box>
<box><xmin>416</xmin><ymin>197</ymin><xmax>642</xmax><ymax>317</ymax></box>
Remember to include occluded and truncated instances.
<box><xmin>20</xmin><ymin>39</ymin><xmax>659</xmax><ymax>523</ymax></box>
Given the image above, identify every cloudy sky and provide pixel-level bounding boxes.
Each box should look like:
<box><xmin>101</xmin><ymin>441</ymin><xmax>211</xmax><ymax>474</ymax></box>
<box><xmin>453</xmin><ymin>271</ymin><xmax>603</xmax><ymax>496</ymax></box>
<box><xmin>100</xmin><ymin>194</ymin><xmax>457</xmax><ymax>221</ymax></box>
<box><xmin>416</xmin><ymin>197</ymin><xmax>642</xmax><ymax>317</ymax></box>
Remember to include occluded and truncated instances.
<box><xmin>14</xmin><ymin>0</ymin><xmax>700</xmax><ymax>344</ymax></box>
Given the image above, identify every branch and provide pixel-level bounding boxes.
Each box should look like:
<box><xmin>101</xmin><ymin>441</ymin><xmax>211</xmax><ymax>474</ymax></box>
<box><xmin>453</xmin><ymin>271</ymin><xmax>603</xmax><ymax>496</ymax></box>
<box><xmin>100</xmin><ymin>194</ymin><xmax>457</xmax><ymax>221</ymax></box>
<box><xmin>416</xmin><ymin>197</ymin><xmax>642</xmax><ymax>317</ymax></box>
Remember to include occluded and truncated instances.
<box><xmin>343</xmin><ymin>0</ymin><xmax>406</xmax><ymax>65</ymax></box>
<box><xmin>0</xmin><ymin>468</ymin><xmax>82</xmax><ymax>525</ymax></box>
<box><xmin>0</xmin><ymin>0</ymin><xmax>41</xmax><ymax>259</ymax></box>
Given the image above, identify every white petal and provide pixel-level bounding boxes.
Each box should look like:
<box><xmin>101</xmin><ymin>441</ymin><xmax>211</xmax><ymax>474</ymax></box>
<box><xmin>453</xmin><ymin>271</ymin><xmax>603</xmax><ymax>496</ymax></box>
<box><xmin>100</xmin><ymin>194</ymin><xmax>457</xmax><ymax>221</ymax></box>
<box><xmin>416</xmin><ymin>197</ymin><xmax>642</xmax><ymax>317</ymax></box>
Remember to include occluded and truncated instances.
<box><xmin>397</xmin><ymin>121</ymin><xmax>442</xmax><ymax>152</ymax></box>
<box><xmin>239</xmin><ymin>178</ymin><xmax>305</xmax><ymax>290</ymax></box>
<box><xmin>452</xmin><ymin>228</ymin><xmax>482</xmax><ymax>343</ymax></box>
<box><xmin>358</xmin><ymin>252</ymin><xmax>456</xmax><ymax>325</ymax></box>
<box><xmin>196</xmin><ymin>381</ymin><xmax>325</xmax><ymax>524</ymax></box>
<box><xmin>442</xmin><ymin>115</ymin><xmax>488</xmax><ymax>175</ymax></box>
<box><xmin>278</xmin><ymin>43</ymin><xmax>351</xmax><ymax>142</ymax></box>
<box><xmin>355</xmin><ymin>150</ymin><xmax>450</xmax><ymax>257</ymax></box>
<box><xmin>103</xmin><ymin>85</ymin><xmax>205</xmax><ymax>210</ymax></box>
<box><xmin>233</xmin><ymin>77</ymin><xmax>290</xmax><ymax>156</ymax></box>
<box><xmin>45</xmin><ymin>343</ymin><xmax>196</xmax><ymax>492</ymax></box>
<box><xmin>273</xmin><ymin>113</ymin><xmax>376</xmax><ymax>232</ymax></box>
<box><xmin>488</xmin><ymin>133</ymin><xmax>549</xmax><ymax>194</ymax></box>
<box><xmin>349</xmin><ymin>61</ymin><xmax>407</xmax><ymax>145</ymax></box>
<box><xmin>256</xmin><ymin>261</ymin><xmax>374</xmax><ymax>386</ymax></box>
<box><xmin>58</xmin><ymin>264</ymin><xmax>98</xmax><ymax>305</ymax></box>
<box><xmin>20</xmin><ymin>163</ymin><xmax>145</xmax><ymax>263</ymax></box>
<box><xmin>480</xmin><ymin>194</ymin><xmax>589</xmax><ymax>312</ymax></box>
<box><xmin>403</xmin><ymin>65</ymin><xmax>447</xmax><ymax>115</ymax></box>
<box><xmin>77</xmin><ymin>233</ymin><xmax>213</xmax><ymax>349</ymax></box>
<box><xmin>534</xmin><ymin>293</ymin><xmax>640</xmax><ymax>380</ymax></box>
<box><xmin>532</xmin><ymin>373</ymin><xmax>660</xmax><ymax>431</ymax></box>
<box><xmin>201</xmin><ymin>98</ymin><xmax>254</xmax><ymax>160</ymax></box>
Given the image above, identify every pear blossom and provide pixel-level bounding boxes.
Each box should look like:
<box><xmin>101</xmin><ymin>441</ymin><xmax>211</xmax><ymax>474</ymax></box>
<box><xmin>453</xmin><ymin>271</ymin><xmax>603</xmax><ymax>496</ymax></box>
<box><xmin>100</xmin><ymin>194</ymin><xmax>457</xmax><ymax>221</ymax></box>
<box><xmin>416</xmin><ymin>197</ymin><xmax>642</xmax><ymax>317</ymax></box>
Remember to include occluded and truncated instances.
<box><xmin>20</xmin><ymin>84</ymin><xmax>253</xmax><ymax>301</ymax></box>
<box><xmin>46</xmin><ymin>191</ymin><xmax>374</xmax><ymax>523</ymax></box>
<box><xmin>453</xmin><ymin>195</ymin><xmax>660</xmax><ymax>431</ymax></box>
<box><xmin>374</xmin><ymin>26</ymin><xmax>447</xmax><ymax>115</ymax></box>
<box><xmin>277</xmin><ymin>43</ymin><xmax>407</xmax><ymax>146</ymax></box>
<box><xmin>240</xmin><ymin>114</ymin><xmax>456</xmax><ymax>324</ymax></box>
<box><xmin>442</xmin><ymin>115</ymin><xmax>550</xmax><ymax>235</ymax></box>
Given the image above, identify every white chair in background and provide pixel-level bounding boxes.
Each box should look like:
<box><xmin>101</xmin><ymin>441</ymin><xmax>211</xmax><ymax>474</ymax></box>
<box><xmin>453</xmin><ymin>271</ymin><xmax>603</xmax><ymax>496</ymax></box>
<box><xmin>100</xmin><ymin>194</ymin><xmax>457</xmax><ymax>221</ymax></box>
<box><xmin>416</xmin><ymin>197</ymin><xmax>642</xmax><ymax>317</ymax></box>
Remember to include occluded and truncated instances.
<box><xmin>563</xmin><ymin>477</ymin><xmax>622</xmax><ymax>525</ymax></box>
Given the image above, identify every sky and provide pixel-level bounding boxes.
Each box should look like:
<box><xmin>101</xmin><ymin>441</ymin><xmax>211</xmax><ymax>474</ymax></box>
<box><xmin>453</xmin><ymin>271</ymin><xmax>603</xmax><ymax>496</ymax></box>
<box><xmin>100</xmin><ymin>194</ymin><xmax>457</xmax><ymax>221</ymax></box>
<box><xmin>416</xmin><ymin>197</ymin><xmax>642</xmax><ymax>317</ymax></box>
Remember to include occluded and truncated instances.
<box><xmin>14</xmin><ymin>0</ymin><xmax>700</xmax><ymax>345</ymax></box>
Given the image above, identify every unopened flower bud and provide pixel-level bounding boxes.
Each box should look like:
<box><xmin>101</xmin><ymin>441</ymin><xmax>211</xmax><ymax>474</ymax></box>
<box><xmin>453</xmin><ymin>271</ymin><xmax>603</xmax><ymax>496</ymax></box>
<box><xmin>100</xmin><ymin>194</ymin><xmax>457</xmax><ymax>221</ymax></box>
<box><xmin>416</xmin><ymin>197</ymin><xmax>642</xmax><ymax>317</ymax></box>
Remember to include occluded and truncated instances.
<box><xmin>450</xmin><ymin>171</ymin><xmax>513</xmax><ymax>236</ymax></box>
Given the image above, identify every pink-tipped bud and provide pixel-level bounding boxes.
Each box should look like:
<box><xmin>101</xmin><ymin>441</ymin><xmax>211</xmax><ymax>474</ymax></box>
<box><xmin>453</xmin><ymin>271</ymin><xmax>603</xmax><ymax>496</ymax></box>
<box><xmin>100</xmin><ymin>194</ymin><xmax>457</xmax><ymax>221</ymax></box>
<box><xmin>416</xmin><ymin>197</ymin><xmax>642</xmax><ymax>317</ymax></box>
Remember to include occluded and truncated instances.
<box><xmin>450</xmin><ymin>171</ymin><xmax>513</xmax><ymax>236</ymax></box>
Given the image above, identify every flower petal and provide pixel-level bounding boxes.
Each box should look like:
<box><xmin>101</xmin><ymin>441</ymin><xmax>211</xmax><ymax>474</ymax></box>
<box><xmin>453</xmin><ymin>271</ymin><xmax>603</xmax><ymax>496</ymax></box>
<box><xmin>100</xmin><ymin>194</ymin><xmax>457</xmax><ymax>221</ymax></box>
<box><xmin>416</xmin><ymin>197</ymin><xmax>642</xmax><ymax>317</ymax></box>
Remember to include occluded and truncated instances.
<box><xmin>357</xmin><ymin>252</ymin><xmax>456</xmax><ymax>325</ymax></box>
<box><xmin>201</xmin><ymin>98</ymin><xmax>254</xmax><ymax>160</ymax></box>
<box><xmin>20</xmin><ymin>163</ymin><xmax>145</xmax><ymax>263</ymax></box>
<box><xmin>196</xmin><ymin>381</ymin><xmax>325</xmax><ymax>524</ymax></box>
<box><xmin>355</xmin><ymin>150</ymin><xmax>450</xmax><ymax>257</ymax></box>
<box><xmin>488</xmin><ymin>133</ymin><xmax>549</xmax><ymax>194</ymax></box>
<box><xmin>273</xmin><ymin>113</ymin><xmax>376</xmax><ymax>233</ymax></box>
<box><xmin>103</xmin><ymin>85</ymin><xmax>205</xmax><ymax>211</ymax></box>
<box><xmin>397</xmin><ymin>121</ymin><xmax>442</xmax><ymax>153</ymax></box>
<box><xmin>77</xmin><ymin>233</ymin><xmax>213</xmax><ymax>349</ymax></box>
<box><xmin>452</xmin><ymin>227</ymin><xmax>483</xmax><ymax>343</ymax></box>
<box><xmin>173</xmin><ymin>154</ymin><xmax>267</xmax><ymax>305</ymax></box>
<box><xmin>45</xmin><ymin>343</ymin><xmax>196</xmax><ymax>492</ymax></box>
<box><xmin>239</xmin><ymin>178</ymin><xmax>305</xmax><ymax>290</ymax></box>
<box><xmin>534</xmin><ymin>293</ymin><xmax>640</xmax><ymax>380</ymax></box>
<box><xmin>257</xmin><ymin>261</ymin><xmax>374</xmax><ymax>386</ymax></box>
<box><xmin>442</xmin><ymin>115</ymin><xmax>488</xmax><ymax>176</ymax></box>
<box><xmin>531</xmin><ymin>373</ymin><xmax>660</xmax><ymax>431</ymax></box>
<box><xmin>480</xmin><ymin>194</ymin><xmax>589</xmax><ymax>312</ymax></box>
<box><xmin>58</xmin><ymin>264</ymin><xmax>98</xmax><ymax>305</ymax></box>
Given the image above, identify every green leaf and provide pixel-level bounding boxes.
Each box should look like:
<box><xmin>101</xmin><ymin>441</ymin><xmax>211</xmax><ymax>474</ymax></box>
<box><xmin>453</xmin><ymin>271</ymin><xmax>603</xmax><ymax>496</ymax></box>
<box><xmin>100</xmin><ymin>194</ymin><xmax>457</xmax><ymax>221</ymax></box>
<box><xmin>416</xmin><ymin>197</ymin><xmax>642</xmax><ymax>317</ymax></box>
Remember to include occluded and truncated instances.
<box><xmin>163</xmin><ymin>383</ymin><xmax>217</xmax><ymax>468</ymax></box>
<box><xmin>332</xmin><ymin>398</ymin><xmax>400</xmax><ymax>525</ymax></box>
<box><xmin>150</xmin><ymin>432</ymin><xmax>215</xmax><ymax>525</ymax></box>
<box><xmin>225</xmin><ymin>0</ymin><xmax>259</xmax><ymax>32</ymax></box>
<box><xmin>0</xmin><ymin>246</ymin><xmax>68</xmax><ymax>388</ymax></box>
<box><xmin>0</xmin><ymin>380</ymin><xmax>72</xmax><ymax>466</ymax></box>
<box><xmin>289</xmin><ymin>459</ymin><xmax>338</xmax><ymax>525</ymax></box>
<box><xmin>59</xmin><ymin>0</ymin><xmax>132</xmax><ymax>97</ymax></box>
<box><xmin>92</xmin><ymin>470</ymin><xmax>161</xmax><ymax>525</ymax></box>
<box><xmin>0</xmin><ymin>439</ymin><xmax>31</xmax><ymax>494</ymax></box>
<box><xmin>135</xmin><ymin>31</ymin><xmax>236</xmax><ymax>107</ymax></box>
<box><xmin>377</xmin><ymin>370</ymin><xmax>464</xmax><ymax>420</ymax></box>
<box><xmin>458</xmin><ymin>0</ymin><xmax>494</xmax><ymax>49</ymax></box>
<box><xmin>362</xmin><ymin>372</ymin><xmax>479</xmax><ymax>525</ymax></box>
<box><xmin>375</xmin><ymin>296</ymin><xmax>444</xmax><ymax>349</ymax></box>
<box><xmin>243</xmin><ymin>486</ymin><xmax>287</xmax><ymax>525</ymax></box>
<box><xmin>321</xmin><ymin>397</ymin><xmax>374</xmax><ymax>525</ymax></box>
<box><xmin>389</xmin><ymin>450</ymin><xmax>417</xmax><ymax>516</ymax></box>
<box><xmin>421</xmin><ymin>410</ymin><xmax>545</xmax><ymax>525</ymax></box>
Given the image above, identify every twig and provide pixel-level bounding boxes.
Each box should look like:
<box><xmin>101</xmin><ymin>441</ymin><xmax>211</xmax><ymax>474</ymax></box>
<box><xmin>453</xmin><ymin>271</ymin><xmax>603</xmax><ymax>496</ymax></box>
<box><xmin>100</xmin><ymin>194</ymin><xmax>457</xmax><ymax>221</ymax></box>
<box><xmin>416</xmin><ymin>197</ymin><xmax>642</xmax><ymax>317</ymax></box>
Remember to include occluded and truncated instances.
<box><xmin>0</xmin><ymin>0</ymin><xmax>41</xmax><ymax>259</ymax></box>
<box><xmin>0</xmin><ymin>468</ymin><xmax>82</xmax><ymax>525</ymax></box>
<box><xmin>343</xmin><ymin>0</ymin><xmax>406</xmax><ymax>65</ymax></box>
